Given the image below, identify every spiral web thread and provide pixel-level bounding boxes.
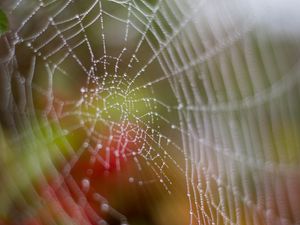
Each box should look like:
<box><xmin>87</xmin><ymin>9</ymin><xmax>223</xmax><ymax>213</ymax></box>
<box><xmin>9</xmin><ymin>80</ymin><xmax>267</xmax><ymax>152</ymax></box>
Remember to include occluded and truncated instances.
<box><xmin>1</xmin><ymin>0</ymin><xmax>300</xmax><ymax>224</ymax></box>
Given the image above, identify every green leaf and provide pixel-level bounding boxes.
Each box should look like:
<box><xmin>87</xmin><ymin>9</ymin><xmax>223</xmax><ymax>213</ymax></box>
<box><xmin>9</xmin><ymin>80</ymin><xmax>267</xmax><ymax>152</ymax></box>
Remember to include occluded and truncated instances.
<box><xmin>0</xmin><ymin>9</ymin><xmax>9</xmax><ymax>35</ymax></box>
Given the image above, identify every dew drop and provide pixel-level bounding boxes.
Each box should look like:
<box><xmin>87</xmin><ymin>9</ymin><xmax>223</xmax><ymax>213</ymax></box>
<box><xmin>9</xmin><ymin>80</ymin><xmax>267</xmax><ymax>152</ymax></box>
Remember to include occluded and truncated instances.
<box><xmin>81</xmin><ymin>178</ymin><xmax>90</xmax><ymax>192</ymax></box>
<box><xmin>83</xmin><ymin>142</ymin><xmax>89</xmax><ymax>148</ymax></box>
<box><xmin>80</xmin><ymin>87</ymin><xmax>86</xmax><ymax>93</ymax></box>
<box><xmin>101</xmin><ymin>203</ymin><xmax>110</xmax><ymax>212</ymax></box>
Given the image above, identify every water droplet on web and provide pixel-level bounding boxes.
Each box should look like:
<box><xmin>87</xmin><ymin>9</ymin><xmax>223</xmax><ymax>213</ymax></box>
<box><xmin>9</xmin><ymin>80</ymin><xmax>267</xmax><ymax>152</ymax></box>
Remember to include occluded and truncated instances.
<box><xmin>97</xmin><ymin>220</ymin><xmax>108</xmax><ymax>225</ymax></box>
<box><xmin>83</xmin><ymin>142</ymin><xmax>89</xmax><ymax>148</ymax></box>
<box><xmin>81</xmin><ymin>178</ymin><xmax>90</xmax><ymax>192</ymax></box>
<box><xmin>80</xmin><ymin>87</ymin><xmax>86</xmax><ymax>93</ymax></box>
<box><xmin>101</xmin><ymin>203</ymin><xmax>110</xmax><ymax>212</ymax></box>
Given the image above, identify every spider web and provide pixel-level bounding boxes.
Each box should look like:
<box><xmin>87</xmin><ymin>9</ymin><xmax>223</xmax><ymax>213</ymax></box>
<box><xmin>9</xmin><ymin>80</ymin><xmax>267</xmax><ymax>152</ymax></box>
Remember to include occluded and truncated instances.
<box><xmin>1</xmin><ymin>0</ymin><xmax>300</xmax><ymax>224</ymax></box>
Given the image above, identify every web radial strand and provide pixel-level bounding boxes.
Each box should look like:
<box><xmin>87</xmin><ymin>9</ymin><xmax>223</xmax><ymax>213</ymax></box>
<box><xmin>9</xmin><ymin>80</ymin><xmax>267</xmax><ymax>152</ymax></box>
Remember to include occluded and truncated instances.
<box><xmin>1</xmin><ymin>0</ymin><xmax>300</xmax><ymax>224</ymax></box>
